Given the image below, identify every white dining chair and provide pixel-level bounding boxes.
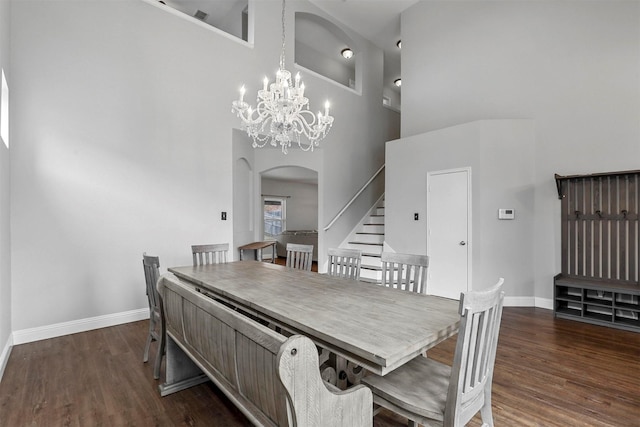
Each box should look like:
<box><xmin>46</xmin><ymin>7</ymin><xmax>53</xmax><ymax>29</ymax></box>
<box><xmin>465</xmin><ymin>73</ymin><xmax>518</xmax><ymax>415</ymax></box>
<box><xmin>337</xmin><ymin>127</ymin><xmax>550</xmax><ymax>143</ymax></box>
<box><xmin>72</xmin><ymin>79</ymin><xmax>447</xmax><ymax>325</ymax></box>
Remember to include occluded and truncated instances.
<box><xmin>380</xmin><ymin>252</ymin><xmax>429</xmax><ymax>294</ymax></box>
<box><xmin>362</xmin><ymin>278</ymin><xmax>505</xmax><ymax>427</ymax></box>
<box><xmin>327</xmin><ymin>248</ymin><xmax>362</xmax><ymax>280</ymax></box>
<box><xmin>191</xmin><ymin>243</ymin><xmax>229</xmax><ymax>266</ymax></box>
<box><xmin>286</xmin><ymin>243</ymin><xmax>313</xmax><ymax>271</ymax></box>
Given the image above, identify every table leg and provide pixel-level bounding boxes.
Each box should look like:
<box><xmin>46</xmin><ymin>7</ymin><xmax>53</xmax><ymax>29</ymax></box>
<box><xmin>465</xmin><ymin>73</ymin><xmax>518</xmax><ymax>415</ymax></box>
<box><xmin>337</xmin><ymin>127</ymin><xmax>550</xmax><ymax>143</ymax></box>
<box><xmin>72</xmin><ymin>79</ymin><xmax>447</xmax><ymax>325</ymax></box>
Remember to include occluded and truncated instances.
<box><xmin>257</xmin><ymin>248</ymin><xmax>263</xmax><ymax>262</ymax></box>
<box><xmin>336</xmin><ymin>354</ymin><xmax>348</xmax><ymax>390</ymax></box>
<box><xmin>158</xmin><ymin>335</ymin><xmax>209</xmax><ymax>396</ymax></box>
<box><xmin>240</xmin><ymin>249</ymin><xmax>245</xmax><ymax>261</ymax></box>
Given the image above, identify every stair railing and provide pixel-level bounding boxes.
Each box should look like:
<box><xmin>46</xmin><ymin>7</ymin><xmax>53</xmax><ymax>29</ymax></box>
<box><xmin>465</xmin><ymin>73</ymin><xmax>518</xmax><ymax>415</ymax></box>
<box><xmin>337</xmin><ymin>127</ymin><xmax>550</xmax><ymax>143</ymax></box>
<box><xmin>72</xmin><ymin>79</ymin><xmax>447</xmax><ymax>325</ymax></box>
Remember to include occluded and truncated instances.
<box><xmin>324</xmin><ymin>164</ymin><xmax>385</xmax><ymax>231</ymax></box>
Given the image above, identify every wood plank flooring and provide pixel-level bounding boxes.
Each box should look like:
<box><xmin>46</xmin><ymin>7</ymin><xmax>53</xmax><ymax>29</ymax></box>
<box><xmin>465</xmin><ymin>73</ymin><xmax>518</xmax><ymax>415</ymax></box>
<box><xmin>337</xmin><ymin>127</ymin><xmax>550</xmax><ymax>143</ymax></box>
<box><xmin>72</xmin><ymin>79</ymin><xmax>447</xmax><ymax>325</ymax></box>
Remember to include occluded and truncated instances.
<box><xmin>0</xmin><ymin>307</ymin><xmax>638</xmax><ymax>426</ymax></box>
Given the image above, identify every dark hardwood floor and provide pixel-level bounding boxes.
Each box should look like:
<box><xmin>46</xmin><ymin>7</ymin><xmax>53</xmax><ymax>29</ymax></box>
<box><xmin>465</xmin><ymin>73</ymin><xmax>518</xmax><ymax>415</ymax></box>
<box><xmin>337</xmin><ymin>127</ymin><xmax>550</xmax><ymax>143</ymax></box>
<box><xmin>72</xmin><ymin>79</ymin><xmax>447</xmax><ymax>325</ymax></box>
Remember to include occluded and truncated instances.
<box><xmin>1</xmin><ymin>307</ymin><xmax>638</xmax><ymax>426</ymax></box>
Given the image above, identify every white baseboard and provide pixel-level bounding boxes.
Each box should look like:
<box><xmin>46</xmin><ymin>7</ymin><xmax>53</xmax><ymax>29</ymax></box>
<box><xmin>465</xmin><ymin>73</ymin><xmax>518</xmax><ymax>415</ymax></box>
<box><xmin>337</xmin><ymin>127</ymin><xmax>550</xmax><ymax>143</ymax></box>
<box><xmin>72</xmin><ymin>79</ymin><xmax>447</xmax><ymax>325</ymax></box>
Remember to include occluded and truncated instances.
<box><xmin>504</xmin><ymin>296</ymin><xmax>553</xmax><ymax>310</ymax></box>
<box><xmin>534</xmin><ymin>297</ymin><xmax>554</xmax><ymax>310</ymax></box>
<box><xmin>12</xmin><ymin>308</ymin><xmax>150</xmax><ymax>346</ymax></box>
<box><xmin>0</xmin><ymin>334</ymin><xmax>13</xmax><ymax>383</ymax></box>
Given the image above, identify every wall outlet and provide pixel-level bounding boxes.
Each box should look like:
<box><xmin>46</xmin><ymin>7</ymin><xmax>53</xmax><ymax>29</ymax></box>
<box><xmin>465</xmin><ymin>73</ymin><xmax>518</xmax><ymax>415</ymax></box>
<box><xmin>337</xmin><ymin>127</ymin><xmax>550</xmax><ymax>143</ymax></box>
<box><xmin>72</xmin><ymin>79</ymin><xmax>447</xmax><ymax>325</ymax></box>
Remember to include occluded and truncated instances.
<box><xmin>414</xmin><ymin>213</ymin><xmax>419</xmax><ymax>221</ymax></box>
<box><xmin>221</xmin><ymin>212</ymin><xmax>227</xmax><ymax>220</ymax></box>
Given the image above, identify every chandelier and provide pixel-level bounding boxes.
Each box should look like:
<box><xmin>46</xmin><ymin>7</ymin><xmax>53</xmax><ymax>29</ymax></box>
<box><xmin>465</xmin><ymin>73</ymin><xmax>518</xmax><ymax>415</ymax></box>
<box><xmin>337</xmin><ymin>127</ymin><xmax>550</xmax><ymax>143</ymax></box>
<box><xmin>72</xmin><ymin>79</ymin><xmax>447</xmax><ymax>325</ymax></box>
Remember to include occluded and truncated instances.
<box><xmin>231</xmin><ymin>0</ymin><xmax>334</xmax><ymax>154</ymax></box>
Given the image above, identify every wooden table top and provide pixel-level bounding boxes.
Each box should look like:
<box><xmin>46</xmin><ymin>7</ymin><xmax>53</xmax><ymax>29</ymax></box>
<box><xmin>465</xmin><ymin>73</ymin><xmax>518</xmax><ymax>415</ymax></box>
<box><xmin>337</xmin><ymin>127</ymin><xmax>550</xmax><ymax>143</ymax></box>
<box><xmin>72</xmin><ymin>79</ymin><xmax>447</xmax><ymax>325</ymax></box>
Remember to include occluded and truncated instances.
<box><xmin>169</xmin><ymin>261</ymin><xmax>460</xmax><ymax>376</ymax></box>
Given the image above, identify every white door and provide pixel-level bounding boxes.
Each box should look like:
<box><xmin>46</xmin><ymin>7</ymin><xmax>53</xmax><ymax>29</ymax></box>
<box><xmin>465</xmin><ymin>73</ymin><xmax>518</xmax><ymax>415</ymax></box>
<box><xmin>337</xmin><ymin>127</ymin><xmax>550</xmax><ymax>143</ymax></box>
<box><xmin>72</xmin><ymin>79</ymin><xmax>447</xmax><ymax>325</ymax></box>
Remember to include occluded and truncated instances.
<box><xmin>427</xmin><ymin>168</ymin><xmax>471</xmax><ymax>300</ymax></box>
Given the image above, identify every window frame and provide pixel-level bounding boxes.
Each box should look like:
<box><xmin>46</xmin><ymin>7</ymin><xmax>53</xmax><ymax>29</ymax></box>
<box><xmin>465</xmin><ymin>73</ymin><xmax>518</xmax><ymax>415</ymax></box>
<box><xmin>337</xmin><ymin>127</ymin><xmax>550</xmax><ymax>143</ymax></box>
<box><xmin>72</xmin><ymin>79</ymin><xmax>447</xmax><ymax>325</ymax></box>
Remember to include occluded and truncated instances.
<box><xmin>262</xmin><ymin>196</ymin><xmax>287</xmax><ymax>241</ymax></box>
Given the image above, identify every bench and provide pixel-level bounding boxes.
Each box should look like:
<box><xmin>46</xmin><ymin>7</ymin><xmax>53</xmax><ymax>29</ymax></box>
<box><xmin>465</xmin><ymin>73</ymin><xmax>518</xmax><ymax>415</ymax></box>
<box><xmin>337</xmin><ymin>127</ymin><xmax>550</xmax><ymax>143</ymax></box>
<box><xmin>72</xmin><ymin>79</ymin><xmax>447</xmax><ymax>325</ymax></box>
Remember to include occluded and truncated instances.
<box><xmin>157</xmin><ymin>273</ymin><xmax>373</xmax><ymax>426</ymax></box>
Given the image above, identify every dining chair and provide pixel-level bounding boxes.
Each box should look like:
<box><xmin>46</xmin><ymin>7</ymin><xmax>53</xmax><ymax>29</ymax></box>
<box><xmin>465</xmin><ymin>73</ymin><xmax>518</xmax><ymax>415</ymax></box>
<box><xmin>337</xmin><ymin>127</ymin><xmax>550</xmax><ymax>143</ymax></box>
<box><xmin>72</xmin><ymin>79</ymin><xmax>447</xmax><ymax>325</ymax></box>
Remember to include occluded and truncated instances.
<box><xmin>361</xmin><ymin>278</ymin><xmax>505</xmax><ymax>427</ymax></box>
<box><xmin>380</xmin><ymin>252</ymin><xmax>429</xmax><ymax>294</ymax></box>
<box><xmin>326</xmin><ymin>247</ymin><xmax>365</xmax><ymax>387</ymax></box>
<box><xmin>286</xmin><ymin>243</ymin><xmax>313</xmax><ymax>271</ymax></box>
<box><xmin>327</xmin><ymin>248</ymin><xmax>362</xmax><ymax>280</ymax></box>
<box><xmin>142</xmin><ymin>253</ymin><xmax>164</xmax><ymax>380</ymax></box>
<box><xmin>191</xmin><ymin>243</ymin><xmax>229</xmax><ymax>266</ymax></box>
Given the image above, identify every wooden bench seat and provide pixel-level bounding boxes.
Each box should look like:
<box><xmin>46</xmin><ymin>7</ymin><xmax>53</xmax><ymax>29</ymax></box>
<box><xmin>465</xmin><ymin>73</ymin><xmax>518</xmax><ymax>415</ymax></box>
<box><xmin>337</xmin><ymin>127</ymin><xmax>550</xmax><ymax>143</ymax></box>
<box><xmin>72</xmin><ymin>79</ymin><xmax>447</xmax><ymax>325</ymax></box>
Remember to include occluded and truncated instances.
<box><xmin>157</xmin><ymin>273</ymin><xmax>373</xmax><ymax>426</ymax></box>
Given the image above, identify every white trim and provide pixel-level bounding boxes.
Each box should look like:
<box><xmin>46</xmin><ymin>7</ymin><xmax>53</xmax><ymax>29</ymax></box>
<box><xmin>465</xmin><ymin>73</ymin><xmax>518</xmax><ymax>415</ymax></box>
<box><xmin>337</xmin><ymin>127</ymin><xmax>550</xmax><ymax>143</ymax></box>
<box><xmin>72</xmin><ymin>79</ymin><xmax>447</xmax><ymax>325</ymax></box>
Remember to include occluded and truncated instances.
<box><xmin>0</xmin><ymin>334</ymin><xmax>13</xmax><ymax>383</ymax></box>
<box><xmin>12</xmin><ymin>308</ymin><xmax>150</xmax><ymax>345</ymax></box>
<box><xmin>504</xmin><ymin>296</ymin><xmax>535</xmax><ymax>307</ymax></box>
<box><xmin>503</xmin><ymin>296</ymin><xmax>553</xmax><ymax>310</ymax></box>
<box><xmin>534</xmin><ymin>297</ymin><xmax>554</xmax><ymax>310</ymax></box>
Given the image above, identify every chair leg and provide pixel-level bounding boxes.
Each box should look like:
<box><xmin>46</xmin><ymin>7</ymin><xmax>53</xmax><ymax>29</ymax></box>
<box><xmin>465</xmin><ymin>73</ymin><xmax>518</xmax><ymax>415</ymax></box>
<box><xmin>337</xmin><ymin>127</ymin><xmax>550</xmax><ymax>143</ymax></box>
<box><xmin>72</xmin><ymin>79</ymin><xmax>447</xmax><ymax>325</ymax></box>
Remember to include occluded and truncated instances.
<box><xmin>153</xmin><ymin>328</ymin><xmax>164</xmax><ymax>380</ymax></box>
<box><xmin>480</xmin><ymin>386</ymin><xmax>495</xmax><ymax>427</ymax></box>
<box><xmin>143</xmin><ymin>314</ymin><xmax>157</xmax><ymax>363</ymax></box>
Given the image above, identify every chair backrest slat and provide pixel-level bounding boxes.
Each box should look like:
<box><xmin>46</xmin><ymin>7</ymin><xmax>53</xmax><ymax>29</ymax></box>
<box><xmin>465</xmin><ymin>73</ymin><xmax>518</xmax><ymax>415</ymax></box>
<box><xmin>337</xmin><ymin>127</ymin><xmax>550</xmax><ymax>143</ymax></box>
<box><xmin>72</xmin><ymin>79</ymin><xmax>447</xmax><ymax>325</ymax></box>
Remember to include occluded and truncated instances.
<box><xmin>327</xmin><ymin>248</ymin><xmax>362</xmax><ymax>280</ymax></box>
<box><xmin>445</xmin><ymin>278</ymin><xmax>505</xmax><ymax>426</ymax></box>
<box><xmin>380</xmin><ymin>252</ymin><xmax>429</xmax><ymax>294</ymax></box>
<box><xmin>192</xmin><ymin>243</ymin><xmax>229</xmax><ymax>266</ymax></box>
<box><xmin>142</xmin><ymin>254</ymin><xmax>161</xmax><ymax>312</ymax></box>
<box><xmin>286</xmin><ymin>243</ymin><xmax>313</xmax><ymax>271</ymax></box>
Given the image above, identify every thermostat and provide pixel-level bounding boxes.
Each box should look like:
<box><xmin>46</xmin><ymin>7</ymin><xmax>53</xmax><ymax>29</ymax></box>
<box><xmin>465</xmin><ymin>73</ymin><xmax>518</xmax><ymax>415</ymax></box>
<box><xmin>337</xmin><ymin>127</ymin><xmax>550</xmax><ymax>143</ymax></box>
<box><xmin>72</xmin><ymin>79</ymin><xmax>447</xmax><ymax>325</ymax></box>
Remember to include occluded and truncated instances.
<box><xmin>498</xmin><ymin>209</ymin><xmax>515</xmax><ymax>220</ymax></box>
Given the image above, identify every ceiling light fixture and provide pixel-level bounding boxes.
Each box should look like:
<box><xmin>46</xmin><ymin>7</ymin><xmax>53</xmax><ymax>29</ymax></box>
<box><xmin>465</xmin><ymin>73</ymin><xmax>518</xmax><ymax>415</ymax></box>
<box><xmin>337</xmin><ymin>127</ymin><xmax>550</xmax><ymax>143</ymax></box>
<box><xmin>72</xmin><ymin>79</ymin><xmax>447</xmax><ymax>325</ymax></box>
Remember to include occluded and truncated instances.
<box><xmin>394</xmin><ymin>78</ymin><xmax>402</xmax><ymax>87</ymax></box>
<box><xmin>341</xmin><ymin>48</ymin><xmax>354</xmax><ymax>59</ymax></box>
<box><xmin>231</xmin><ymin>0</ymin><xmax>334</xmax><ymax>154</ymax></box>
<box><xmin>397</xmin><ymin>40</ymin><xmax>401</xmax><ymax>49</ymax></box>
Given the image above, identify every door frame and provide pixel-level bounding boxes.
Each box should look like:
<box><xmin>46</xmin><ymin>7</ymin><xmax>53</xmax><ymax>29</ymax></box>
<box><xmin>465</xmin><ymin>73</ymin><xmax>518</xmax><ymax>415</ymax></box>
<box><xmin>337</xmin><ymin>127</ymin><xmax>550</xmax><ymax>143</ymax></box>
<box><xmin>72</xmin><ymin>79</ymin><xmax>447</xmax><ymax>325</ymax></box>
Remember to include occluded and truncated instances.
<box><xmin>426</xmin><ymin>167</ymin><xmax>473</xmax><ymax>292</ymax></box>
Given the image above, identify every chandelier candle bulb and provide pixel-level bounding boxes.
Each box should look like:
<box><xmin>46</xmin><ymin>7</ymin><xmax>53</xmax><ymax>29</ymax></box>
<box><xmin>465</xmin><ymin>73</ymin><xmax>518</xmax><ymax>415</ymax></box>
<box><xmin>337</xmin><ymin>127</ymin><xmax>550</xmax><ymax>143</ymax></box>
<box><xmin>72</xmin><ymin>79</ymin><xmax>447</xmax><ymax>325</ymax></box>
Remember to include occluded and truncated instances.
<box><xmin>263</xmin><ymin>77</ymin><xmax>268</xmax><ymax>91</ymax></box>
<box><xmin>295</xmin><ymin>73</ymin><xmax>300</xmax><ymax>88</ymax></box>
<box><xmin>324</xmin><ymin>101</ymin><xmax>330</xmax><ymax>116</ymax></box>
<box><xmin>239</xmin><ymin>85</ymin><xmax>245</xmax><ymax>102</ymax></box>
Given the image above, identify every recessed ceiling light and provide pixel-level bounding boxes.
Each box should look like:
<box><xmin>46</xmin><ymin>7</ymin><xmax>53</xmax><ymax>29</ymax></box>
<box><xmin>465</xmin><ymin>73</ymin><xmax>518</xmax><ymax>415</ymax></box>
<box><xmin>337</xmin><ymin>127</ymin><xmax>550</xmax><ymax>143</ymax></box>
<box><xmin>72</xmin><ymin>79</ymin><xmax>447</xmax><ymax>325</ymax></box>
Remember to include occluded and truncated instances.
<box><xmin>394</xmin><ymin>78</ymin><xmax>402</xmax><ymax>87</ymax></box>
<box><xmin>397</xmin><ymin>40</ymin><xmax>401</xmax><ymax>49</ymax></box>
<box><xmin>341</xmin><ymin>48</ymin><xmax>354</xmax><ymax>59</ymax></box>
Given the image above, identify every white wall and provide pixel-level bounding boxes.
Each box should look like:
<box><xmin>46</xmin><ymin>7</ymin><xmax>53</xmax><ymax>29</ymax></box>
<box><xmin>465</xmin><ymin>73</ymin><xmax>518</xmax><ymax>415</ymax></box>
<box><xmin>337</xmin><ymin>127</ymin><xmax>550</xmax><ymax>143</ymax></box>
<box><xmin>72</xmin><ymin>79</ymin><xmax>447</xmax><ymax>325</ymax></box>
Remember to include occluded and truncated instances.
<box><xmin>0</xmin><ymin>0</ymin><xmax>11</xmax><ymax>375</ymax></box>
<box><xmin>400</xmin><ymin>1</ymin><xmax>640</xmax><ymax>301</ymax></box>
<box><xmin>10</xmin><ymin>0</ymin><xmax>395</xmax><ymax>333</ymax></box>
<box><xmin>262</xmin><ymin>177</ymin><xmax>318</xmax><ymax>231</ymax></box>
<box><xmin>386</xmin><ymin>120</ymin><xmax>536</xmax><ymax>301</ymax></box>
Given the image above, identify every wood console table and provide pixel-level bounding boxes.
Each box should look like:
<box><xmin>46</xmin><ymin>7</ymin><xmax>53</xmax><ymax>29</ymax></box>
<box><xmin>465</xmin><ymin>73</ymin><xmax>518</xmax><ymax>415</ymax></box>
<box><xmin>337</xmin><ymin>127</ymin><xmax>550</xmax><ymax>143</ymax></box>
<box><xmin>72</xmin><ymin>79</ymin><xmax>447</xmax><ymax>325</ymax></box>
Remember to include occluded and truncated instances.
<box><xmin>238</xmin><ymin>241</ymin><xmax>276</xmax><ymax>263</ymax></box>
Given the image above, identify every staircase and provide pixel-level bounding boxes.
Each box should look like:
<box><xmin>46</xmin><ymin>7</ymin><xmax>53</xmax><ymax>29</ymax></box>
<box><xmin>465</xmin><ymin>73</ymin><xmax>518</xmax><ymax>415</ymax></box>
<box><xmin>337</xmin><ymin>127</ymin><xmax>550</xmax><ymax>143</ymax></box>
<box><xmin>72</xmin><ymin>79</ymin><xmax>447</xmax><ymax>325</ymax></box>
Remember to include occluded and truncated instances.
<box><xmin>343</xmin><ymin>199</ymin><xmax>385</xmax><ymax>283</ymax></box>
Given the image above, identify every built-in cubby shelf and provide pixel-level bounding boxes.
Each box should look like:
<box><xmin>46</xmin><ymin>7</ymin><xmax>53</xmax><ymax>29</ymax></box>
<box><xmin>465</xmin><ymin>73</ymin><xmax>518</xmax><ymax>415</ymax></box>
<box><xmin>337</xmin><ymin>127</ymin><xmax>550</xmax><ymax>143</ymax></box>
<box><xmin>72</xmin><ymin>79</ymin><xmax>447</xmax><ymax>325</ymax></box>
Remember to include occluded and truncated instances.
<box><xmin>555</xmin><ymin>275</ymin><xmax>640</xmax><ymax>332</ymax></box>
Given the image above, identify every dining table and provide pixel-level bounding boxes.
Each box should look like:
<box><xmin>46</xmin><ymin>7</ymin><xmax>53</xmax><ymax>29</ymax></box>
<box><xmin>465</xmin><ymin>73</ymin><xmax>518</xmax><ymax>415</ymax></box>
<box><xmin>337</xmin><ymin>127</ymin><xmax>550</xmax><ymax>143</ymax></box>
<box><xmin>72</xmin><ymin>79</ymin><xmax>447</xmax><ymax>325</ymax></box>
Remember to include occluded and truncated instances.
<box><xmin>167</xmin><ymin>260</ymin><xmax>460</xmax><ymax>377</ymax></box>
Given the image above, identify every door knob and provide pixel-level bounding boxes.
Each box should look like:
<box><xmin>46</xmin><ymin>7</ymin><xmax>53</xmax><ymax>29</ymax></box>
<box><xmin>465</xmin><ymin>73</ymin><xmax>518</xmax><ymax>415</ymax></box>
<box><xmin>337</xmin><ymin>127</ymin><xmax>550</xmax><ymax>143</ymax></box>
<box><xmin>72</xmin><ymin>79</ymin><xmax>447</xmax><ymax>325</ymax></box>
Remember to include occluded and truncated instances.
<box><xmin>459</xmin><ymin>241</ymin><xmax>466</xmax><ymax>246</ymax></box>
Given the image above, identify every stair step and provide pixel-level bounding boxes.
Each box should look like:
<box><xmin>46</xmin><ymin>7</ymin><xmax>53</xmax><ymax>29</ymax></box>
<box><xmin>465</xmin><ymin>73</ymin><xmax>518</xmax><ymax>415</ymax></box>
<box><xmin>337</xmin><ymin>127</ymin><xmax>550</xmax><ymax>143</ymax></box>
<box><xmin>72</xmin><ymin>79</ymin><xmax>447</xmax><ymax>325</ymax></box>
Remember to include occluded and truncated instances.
<box><xmin>360</xmin><ymin>276</ymin><xmax>381</xmax><ymax>284</ymax></box>
<box><xmin>367</xmin><ymin>217</ymin><xmax>385</xmax><ymax>225</ymax></box>
<box><xmin>362</xmin><ymin>252</ymin><xmax>381</xmax><ymax>258</ymax></box>
<box><xmin>361</xmin><ymin>265</ymin><xmax>382</xmax><ymax>272</ymax></box>
<box><xmin>348</xmin><ymin>242</ymin><xmax>383</xmax><ymax>246</ymax></box>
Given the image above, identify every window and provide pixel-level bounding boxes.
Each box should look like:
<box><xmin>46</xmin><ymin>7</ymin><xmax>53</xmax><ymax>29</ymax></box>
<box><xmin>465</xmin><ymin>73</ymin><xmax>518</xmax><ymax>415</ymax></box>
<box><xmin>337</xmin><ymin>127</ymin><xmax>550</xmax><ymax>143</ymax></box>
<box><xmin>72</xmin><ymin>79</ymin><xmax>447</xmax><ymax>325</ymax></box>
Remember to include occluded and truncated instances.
<box><xmin>1</xmin><ymin>69</ymin><xmax>8</xmax><ymax>148</ymax></box>
<box><xmin>263</xmin><ymin>197</ymin><xmax>286</xmax><ymax>240</ymax></box>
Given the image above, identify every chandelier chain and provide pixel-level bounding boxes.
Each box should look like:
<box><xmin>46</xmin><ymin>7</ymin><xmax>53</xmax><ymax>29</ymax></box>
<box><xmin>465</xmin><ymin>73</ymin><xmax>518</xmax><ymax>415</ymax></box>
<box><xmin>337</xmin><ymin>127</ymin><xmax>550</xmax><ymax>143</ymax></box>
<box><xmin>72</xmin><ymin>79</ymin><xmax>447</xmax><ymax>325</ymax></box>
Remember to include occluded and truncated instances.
<box><xmin>280</xmin><ymin>0</ymin><xmax>286</xmax><ymax>71</ymax></box>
